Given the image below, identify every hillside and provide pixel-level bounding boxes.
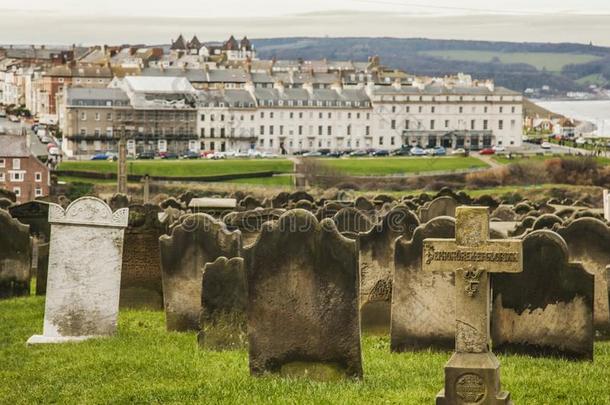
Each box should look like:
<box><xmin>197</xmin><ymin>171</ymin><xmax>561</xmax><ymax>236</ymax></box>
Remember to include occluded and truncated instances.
<box><xmin>253</xmin><ymin>37</ymin><xmax>610</xmax><ymax>94</ymax></box>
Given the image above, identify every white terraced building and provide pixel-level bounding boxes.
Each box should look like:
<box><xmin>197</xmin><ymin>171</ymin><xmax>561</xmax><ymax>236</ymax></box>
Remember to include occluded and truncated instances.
<box><xmin>59</xmin><ymin>76</ymin><xmax>522</xmax><ymax>157</ymax></box>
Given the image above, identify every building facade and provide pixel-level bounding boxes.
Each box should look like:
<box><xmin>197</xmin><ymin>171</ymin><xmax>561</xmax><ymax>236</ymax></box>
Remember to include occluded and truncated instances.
<box><xmin>0</xmin><ymin>135</ymin><xmax>50</xmax><ymax>203</ymax></box>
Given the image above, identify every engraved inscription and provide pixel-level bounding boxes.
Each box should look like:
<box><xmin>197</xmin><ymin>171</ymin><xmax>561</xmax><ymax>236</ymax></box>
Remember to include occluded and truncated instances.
<box><xmin>455</xmin><ymin>373</ymin><xmax>486</xmax><ymax>403</ymax></box>
<box><xmin>462</xmin><ymin>266</ymin><xmax>484</xmax><ymax>297</ymax></box>
<box><xmin>425</xmin><ymin>246</ymin><xmax>519</xmax><ymax>265</ymax></box>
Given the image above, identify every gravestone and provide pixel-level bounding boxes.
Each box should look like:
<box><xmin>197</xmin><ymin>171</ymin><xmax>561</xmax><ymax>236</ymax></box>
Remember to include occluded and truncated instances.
<box><xmin>0</xmin><ymin>188</ymin><xmax>17</xmax><ymax>202</ymax></box>
<box><xmin>189</xmin><ymin>197</ymin><xmax>237</xmax><ymax>218</ymax></box>
<box><xmin>120</xmin><ymin>204</ymin><xmax>164</xmax><ymax>309</ymax></box>
<box><xmin>289</xmin><ymin>191</ymin><xmax>314</xmax><ymax>203</ymax></box>
<box><xmin>418</xmin><ymin>196</ymin><xmax>458</xmax><ymax>223</ymax></box>
<box><xmin>294</xmin><ymin>199</ymin><xmax>316</xmax><ymax>211</ymax></box>
<box><xmin>0</xmin><ymin>198</ymin><xmax>13</xmax><ymax>210</ymax></box>
<box><xmin>245</xmin><ymin>209</ymin><xmax>362</xmax><ymax>379</ymax></box>
<box><xmin>332</xmin><ymin>207</ymin><xmax>374</xmax><ymax>238</ymax></box>
<box><xmin>223</xmin><ymin>208</ymin><xmax>285</xmax><ymax>246</ymax></box>
<box><xmin>354</xmin><ymin>196</ymin><xmax>375</xmax><ymax>213</ymax></box>
<box><xmin>109</xmin><ymin>193</ymin><xmax>129</xmax><ymax>211</ymax></box>
<box><xmin>491</xmin><ymin>205</ymin><xmax>517</xmax><ymax>222</ymax></box>
<box><xmin>492</xmin><ymin>230</ymin><xmax>594</xmax><ymax>359</ymax></box>
<box><xmin>197</xmin><ymin>257</ymin><xmax>247</xmax><ymax>350</ymax></box>
<box><xmin>359</xmin><ymin>206</ymin><xmax>420</xmax><ymax>334</ymax></box>
<box><xmin>8</xmin><ymin>201</ymin><xmax>51</xmax><ymax>241</ymax></box>
<box><xmin>271</xmin><ymin>192</ymin><xmax>290</xmax><ymax>208</ymax></box>
<box><xmin>160</xmin><ymin>197</ymin><xmax>183</xmax><ymax>210</ymax></box>
<box><xmin>423</xmin><ymin>207</ymin><xmax>523</xmax><ymax>404</ymax></box>
<box><xmin>531</xmin><ymin>214</ymin><xmax>563</xmax><ymax>230</ymax></box>
<box><xmin>239</xmin><ymin>195</ymin><xmax>262</xmax><ymax>211</ymax></box>
<box><xmin>27</xmin><ymin>197</ymin><xmax>128</xmax><ymax>344</ymax></box>
<box><xmin>555</xmin><ymin>218</ymin><xmax>610</xmax><ymax>337</ymax></box>
<box><xmin>0</xmin><ymin>210</ymin><xmax>31</xmax><ymax>299</ymax></box>
<box><xmin>159</xmin><ymin>213</ymin><xmax>241</xmax><ymax>331</ymax></box>
<box><xmin>35</xmin><ymin>242</ymin><xmax>49</xmax><ymax>295</ymax></box>
<box><xmin>391</xmin><ymin>217</ymin><xmax>456</xmax><ymax>351</ymax></box>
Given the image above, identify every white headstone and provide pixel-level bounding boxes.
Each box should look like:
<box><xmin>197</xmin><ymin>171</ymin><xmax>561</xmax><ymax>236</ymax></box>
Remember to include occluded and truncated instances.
<box><xmin>603</xmin><ymin>189</ymin><xmax>610</xmax><ymax>222</ymax></box>
<box><xmin>27</xmin><ymin>197</ymin><xmax>128</xmax><ymax>344</ymax></box>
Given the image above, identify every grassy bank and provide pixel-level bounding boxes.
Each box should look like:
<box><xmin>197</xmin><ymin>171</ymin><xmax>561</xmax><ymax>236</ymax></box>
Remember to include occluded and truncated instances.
<box><xmin>58</xmin><ymin>159</ymin><xmax>294</xmax><ymax>177</ymax></box>
<box><xmin>318</xmin><ymin>156</ymin><xmax>488</xmax><ymax>176</ymax></box>
<box><xmin>1</xmin><ymin>296</ymin><xmax>609</xmax><ymax>404</ymax></box>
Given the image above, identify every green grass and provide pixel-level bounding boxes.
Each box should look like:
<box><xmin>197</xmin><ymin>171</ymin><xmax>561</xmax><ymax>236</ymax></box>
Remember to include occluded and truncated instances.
<box><xmin>225</xmin><ymin>175</ymin><xmax>294</xmax><ymax>186</ymax></box>
<box><xmin>493</xmin><ymin>155</ymin><xmax>610</xmax><ymax>165</ymax></box>
<box><xmin>58</xmin><ymin>159</ymin><xmax>294</xmax><ymax>177</ymax></box>
<box><xmin>318</xmin><ymin>156</ymin><xmax>488</xmax><ymax>176</ymax></box>
<box><xmin>1</xmin><ymin>296</ymin><xmax>609</xmax><ymax>404</ymax></box>
<box><xmin>421</xmin><ymin>50</ymin><xmax>602</xmax><ymax>73</ymax></box>
<box><xmin>576</xmin><ymin>73</ymin><xmax>609</xmax><ymax>87</ymax></box>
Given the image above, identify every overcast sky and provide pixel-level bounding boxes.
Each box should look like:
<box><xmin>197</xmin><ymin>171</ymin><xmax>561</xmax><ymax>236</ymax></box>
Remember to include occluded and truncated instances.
<box><xmin>1</xmin><ymin>1</ymin><xmax>609</xmax><ymax>45</ymax></box>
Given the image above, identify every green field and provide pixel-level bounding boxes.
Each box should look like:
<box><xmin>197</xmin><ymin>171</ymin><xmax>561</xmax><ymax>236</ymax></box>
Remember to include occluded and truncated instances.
<box><xmin>1</xmin><ymin>296</ymin><xmax>609</xmax><ymax>404</ymax></box>
<box><xmin>58</xmin><ymin>159</ymin><xmax>294</xmax><ymax>177</ymax></box>
<box><xmin>421</xmin><ymin>50</ymin><xmax>602</xmax><ymax>73</ymax></box>
<box><xmin>493</xmin><ymin>155</ymin><xmax>610</xmax><ymax>165</ymax></box>
<box><xmin>576</xmin><ymin>73</ymin><xmax>609</xmax><ymax>86</ymax></box>
<box><xmin>318</xmin><ymin>156</ymin><xmax>487</xmax><ymax>176</ymax></box>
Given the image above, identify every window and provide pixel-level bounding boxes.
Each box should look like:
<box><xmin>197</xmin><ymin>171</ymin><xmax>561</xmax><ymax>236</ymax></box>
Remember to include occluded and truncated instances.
<box><xmin>512</xmin><ymin>106</ymin><xmax>516</xmax><ymax>114</ymax></box>
<box><xmin>499</xmin><ymin>107</ymin><xmax>504</xmax><ymax>113</ymax></box>
<box><xmin>459</xmin><ymin>106</ymin><xmax>463</xmax><ymax>114</ymax></box>
<box><xmin>260</xmin><ymin>126</ymin><xmax>264</xmax><ymax>135</ymax></box>
<box><xmin>201</xmin><ymin>128</ymin><xmax>205</xmax><ymax>137</ymax></box>
<box><xmin>35</xmin><ymin>172</ymin><xmax>42</xmax><ymax>182</ymax></box>
<box><xmin>12</xmin><ymin>159</ymin><xmax>20</xmax><ymax>170</ymax></box>
<box><xmin>0</xmin><ymin>172</ymin><xmax>4</xmax><ymax>182</ymax></box>
<box><xmin>10</xmin><ymin>172</ymin><xmax>24</xmax><ymax>182</ymax></box>
<box><xmin>269</xmin><ymin>126</ymin><xmax>274</xmax><ymax>135</ymax></box>
<box><xmin>406</xmin><ymin>106</ymin><xmax>410</xmax><ymax>113</ymax></box>
<box><xmin>95</xmin><ymin>112</ymin><xmax>100</xmax><ymax>121</ymax></box>
<box><xmin>80</xmin><ymin>112</ymin><xmax>86</xmax><ymax>120</ymax></box>
<box><xmin>511</xmin><ymin>120</ymin><xmax>516</xmax><ymax>130</ymax></box>
<box><xmin>13</xmin><ymin>187</ymin><xmax>20</xmax><ymax>197</ymax></box>
<box><xmin>379</xmin><ymin>136</ymin><xmax>384</xmax><ymax>146</ymax></box>
<box><xmin>327</xmin><ymin>126</ymin><xmax>332</xmax><ymax>136</ymax></box>
<box><xmin>220</xmin><ymin>128</ymin><xmax>225</xmax><ymax>137</ymax></box>
<box><xmin>107</xmin><ymin>112</ymin><xmax>112</xmax><ymax>121</ymax></box>
<box><xmin>483</xmin><ymin>120</ymin><xmax>488</xmax><ymax>130</ymax></box>
<box><xmin>431</xmin><ymin>106</ymin><xmax>435</xmax><ymax>113</ymax></box>
<box><xmin>446</xmin><ymin>120</ymin><xmax>450</xmax><ymax>128</ymax></box>
<box><xmin>0</xmin><ymin>159</ymin><xmax>4</xmax><ymax>168</ymax></box>
<box><xmin>471</xmin><ymin>120</ymin><xmax>475</xmax><ymax>130</ymax></box>
<box><xmin>405</xmin><ymin>120</ymin><xmax>410</xmax><ymax>130</ymax></box>
<box><xmin>298</xmin><ymin>126</ymin><xmax>303</xmax><ymax>136</ymax></box>
<box><xmin>499</xmin><ymin>120</ymin><xmax>504</xmax><ymax>130</ymax></box>
<box><xmin>390</xmin><ymin>136</ymin><xmax>395</xmax><ymax>146</ymax></box>
<box><xmin>200</xmin><ymin>114</ymin><xmax>205</xmax><ymax>121</ymax></box>
<box><xmin>366</xmin><ymin>126</ymin><xmax>370</xmax><ymax>136</ymax></box>
<box><xmin>318</xmin><ymin>126</ymin><xmax>323</xmax><ymax>136</ymax></box>
<box><xmin>391</xmin><ymin>120</ymin><xmax>396</xmax><ymax>130</ymax></box>
<box><xmin>430</xmin><ymin>120</ymin><xmax>435</xmax><ymax>130</ymax></box>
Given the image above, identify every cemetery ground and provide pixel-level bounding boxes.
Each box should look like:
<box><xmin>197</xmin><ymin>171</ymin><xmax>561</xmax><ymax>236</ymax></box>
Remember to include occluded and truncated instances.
<box><xmin>2</xmin><ymin>294</ymin><xmax>610</xmax><ymax>404</ymax></box>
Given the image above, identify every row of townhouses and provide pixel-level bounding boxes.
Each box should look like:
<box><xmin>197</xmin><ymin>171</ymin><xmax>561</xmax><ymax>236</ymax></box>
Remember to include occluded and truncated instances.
<box><xmin>0</xmin><ymin>35</ymin><xmax>524</xmax><ymax>157</ymax></box>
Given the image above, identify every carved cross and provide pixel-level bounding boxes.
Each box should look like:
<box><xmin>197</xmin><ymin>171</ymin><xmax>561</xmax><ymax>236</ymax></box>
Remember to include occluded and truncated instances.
<box><xmin>423</xmin><ymin>207</ymin><xmax>523</xmax><ymax>353</ymax></box>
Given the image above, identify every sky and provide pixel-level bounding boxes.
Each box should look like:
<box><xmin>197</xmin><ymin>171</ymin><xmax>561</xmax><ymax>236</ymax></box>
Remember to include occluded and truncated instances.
<box><xmin>1</xmin><ymin>0</ymin><xmax>610</xmax><ymax>45</ymax></box>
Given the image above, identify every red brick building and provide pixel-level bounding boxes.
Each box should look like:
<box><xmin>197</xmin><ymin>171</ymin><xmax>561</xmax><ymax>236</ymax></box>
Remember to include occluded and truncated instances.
<box><xmin>0</xmin><ymin>136</ymin><xmax>50</xmax><ymax>203</ymax></box>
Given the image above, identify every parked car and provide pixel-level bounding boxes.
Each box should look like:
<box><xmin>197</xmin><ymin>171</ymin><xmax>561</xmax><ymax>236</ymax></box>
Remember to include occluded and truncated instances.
<box><xmin>479</xmin><ymin>148</ymin><xmax>495</xmax><ymax>155</ymax></box>
<box><xmin>91</xmin><ymin>153</ymin><xmax>109</xmax><ymax>160</ymax></box>
<box><xmin>207</xmin><ymin>151</ymin><xmax>226</xmax><ymax>160</ymax></box>
<box><xmin>327</xmin><ymin>151</ymin><xmax>343</xmax><ymax>158</ymax></box>
<box><xmin>391</xmin><ymin>146</ymin><xmax>411</xmax><ymax>156</ymax></box>
<box><xmin>182</xmin><ymin>150</ymin><xmax>200</xmax><ymax>159</ymax></box>
<box><xmin>234</xmin><ymin>151</ymin><xmax>249</xmax><ymax>158</ymax></box>
<box><xmin>540</xmin><ymin>142</ymin><xmax>552</xmax><ymax>149</ymax></box>
<box><xmin>492</xmin><ymin>145</ymin><xmax>506</xmax><ymax>152</ymax></box>
<box><xmin>372</xmin><ymin>149</ymin><xmax>390</xmax><ymax>157</ymax></box>
<box><xmin>159</xmin><ymin>152</ymin><xmax>179</xmax><ymax>159</ymax></box>
<box><xmin>48</xmin><ymin>147</ymin><xmax>61</xmax><ymax>156</ymax></box>
<box><xmin>260</xmin><ymin>151</ymin><xmax>279</xmax><ymax>158</ymax></box>
<box><xmin>137</xmin><ymin>151</ymin><xmax>156</xmax><ymax>160</ymax></box>
<box><xmin>318</xmin><ymin>148</ymin><xmax>331</xmax><ymax>156</ymax></box>
<box><xmin>349</xmin><ymin>150</ymin><xmax>368</xmax><ymax>157</ymax></box>
<box><xmin>431</xmin><ymin>146</ymin><xmax>446</xmax><ymax>156</ymax></box>
<box><xmin>451</xmin><ymin>148</ymin><xmax>467</xmax><ymax>156</ymax></box>
<box><xmin>409</xmin><ymin>147</ymin><xmax>426</xmax><ymax>156</ymax></box>
<box><xmin>8</xmin><ymin>115</ymin><xmax>20</xmax><ymax>123</ymax></box>
<box><xmin>302</xmin><ymin>151</ymin><xmax>323</xmax><ymax>157</ymax></box>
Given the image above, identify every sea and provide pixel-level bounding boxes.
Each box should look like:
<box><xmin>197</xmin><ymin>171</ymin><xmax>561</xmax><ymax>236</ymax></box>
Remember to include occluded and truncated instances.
<box><xmin>532</xmin><ymin>99</ymin><xmax>610</xmax><ymax>137</ymax></box>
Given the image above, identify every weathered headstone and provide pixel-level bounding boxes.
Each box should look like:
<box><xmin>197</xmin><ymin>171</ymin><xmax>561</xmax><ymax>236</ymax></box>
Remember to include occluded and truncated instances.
<box><xmin>27</xmin><ymin>197</ymin><xmax>128</xmax><ymax>344</ymax></box>
<box><xmin>109</xmin><ymin>193</ymin><xmax>129</xmax><ymax>211</ymax></box>
<box><xmin>332</xmin><ymin>207</ymin><xmax>374</xmax><ymax>238</ymax></box>
<box><xmin>418</xmin><ymin>196</ymin><xmax>458</xmax><ymax>223</ymax></box>
<box><xmin>9</xmin><ymin>201</ymin><xmax>51</xmax><ymax>241</ymax></box>
<box><xmin>223</xmin><ymin>208</ymin><xmax>284</xmax><ymax>246</ymax></box>
<box><xmin>423</xmin><ymin>207</ymin><xmax>522</xmax><ymax>404</ymax></box>
<box><xmin>197</xmin><ymin>257</ymin><xmax>247</xmax><ymax>350</ymax></box>
<box><xmin>492</xmin><ymin>230</ymin><xmax>594</xmax><ymax>359</ymax></box>
<box><xmin>35</xmin><ymin>242</ymin><xmax>49</xmax><ymax>296</ymax></box>
<box><xmin>555</xmin><ymin>218</ymin><xmax>610</xmax><ymax>337</ymax></box>
<box><xmin>391</xmin><ymin>216</ymin><xmax>456</xmax><ymax>351</ymax></box>
<box><xmin>159</xmin><ymin>213</ymin><xmax>241</xmax><ymax>331</ymax></box>
<box><xmin>359</xmin><ymin>206</ymin><xmax>419</xmax><ymax>334</ymax></box>
<box><xmin>0</xmin><ymin>210</ymin><xmax>31</xmax><ymax>299</ymax></box>
<box><xmin>245</xmin><ymin>209</ymin><xmax>362</xmax><ymax>379</ymax></box>
<box><xmin>188</xmin><ymin>197</ymin><xmax>236</xmax><ymax>218</ymax></box>
<box><xmin>120</xmin><ymin>204</ymin><xmax>164</xmax><ymax>309</ymax></box>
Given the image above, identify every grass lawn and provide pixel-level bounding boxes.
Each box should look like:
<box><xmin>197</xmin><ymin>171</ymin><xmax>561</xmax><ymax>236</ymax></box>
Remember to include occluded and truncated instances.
<box><xmin>318</xmin><ymin>157</ymin><xmax>487</xmax><ymax>176</ymax></box>
<box><xmin>493</xmin><ymin>155</ymin><xmax>610</xmax><ymax>165</ymax></box>
<box><xmin>225</xmin><ymin>175</ymin><xmax>294</xmax><ymax>187</ymax></box>
<box><xmin>420</xmin><ymin>50</ymin><xmax>602</xmax><ymax>73</ymax></box>
<box><xmin>1</xmin><ymin>296</ymin><xmax>609</xmax><ymax>404</ymax></box>
<box><xmin>58</xmin><ymin>159</ymin><xmax>294</xmax><ymax>177</ymax></box>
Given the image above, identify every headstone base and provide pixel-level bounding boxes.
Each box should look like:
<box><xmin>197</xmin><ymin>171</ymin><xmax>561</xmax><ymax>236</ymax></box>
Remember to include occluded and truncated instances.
<box><xmin>436</xmin><ymin>352</ymin><xmax>512</xmax><ymax>405</ymax></box>
<box><xmin>26</xmin><ymin>335</ymin><xmax>97</xmax><ymax>345</ymax></box>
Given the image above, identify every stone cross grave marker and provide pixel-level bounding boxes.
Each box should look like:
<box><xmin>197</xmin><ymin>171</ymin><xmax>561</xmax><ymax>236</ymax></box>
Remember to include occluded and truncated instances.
<box><xmin>423</xmin><ymin>206</ymin><xmax>522</xmax><ymax>405</ymax></box>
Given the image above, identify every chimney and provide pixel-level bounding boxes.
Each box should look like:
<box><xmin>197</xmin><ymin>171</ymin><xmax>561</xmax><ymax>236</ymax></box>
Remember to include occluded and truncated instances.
<box><xmin>392</xmin><ymin>78</ymin><xmax>402</xmax><ymax>90</ymax></box>
<box><xmin>302</xmin><ymin>82</ymin><xmax>314</xmax><ymax>96</ymax></box>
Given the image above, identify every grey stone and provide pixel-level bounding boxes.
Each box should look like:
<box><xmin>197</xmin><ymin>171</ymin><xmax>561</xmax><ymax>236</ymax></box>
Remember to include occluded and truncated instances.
<box><xmin>332</xmin><ymin>207</ymin><xmax>374</xmax><ymax>238</ymax></box>
<box><xmin>354</xmin><ymin>196</ymin><xmax>375</xmax><ymax>212</ymax></box>
<box><xmin>245</xmin><ymin>209</ymin><xmax>362</xmax><ymax>379</ymax></box>
<box><xmin>555</xmin><ymin>218</ymin><xmax>610</xmax><ymax>337</ymax></box>
<box><xmin>239</xmin><ymin>195</ymin><xmax>262</xmax><ymax>211</ymax></box>
<box><xmin>418</xmin><ymin>196</ymin><xmax>459</xmax><ymax>223</ymax></box>
<box><xmin>35</xmin><ymin>242</ymin><xmax>49</xmax><ymax>296</ymax></box>
<box><xmin>120</xmin><ymin>204</ymin><xmax>164</xmax><ymax>310</ymax></box>
<box><xmin>359</xmin><ymin>206</ymin><xmax>419</xmax><ymax>334</ymax></box>
<box><xmin>9</xmin><ymin>201</ymin><xmax>51</xmax><ymax>241</ymax></box>
<box><xmin>159</xmin><ymin>213</ymin><xmax>241</xmax><ymax>331</ymax></box>
<box><xmin>0</xmin><ymin>209</ymin><xmax>31</xmax><ymax>299</ymax></box>
<box><xmin>109</xmin><ymin>193</ymin><xmax>129</xmax><ymax>211</ymax></box>
<box><xmin>27</xmin><ymin>197</ymin><xmax>128</xmax><ymax>344</ymax></box>
<box><xmin>223</xmin><ymin>208</ymin><xmax>285</xmax><ymax>246</ymax></box>
<box><xmin>492</xmin><ymin>230</ymin><xmax>594</xmax><ymax>360</ymax></box>
<box><xmin>391</xmin><ymin>216</ymin><xmax>456</xmax><ymax>351</ymax></box>
<box><xmin>197</xmin><ymin>257</ymin><xmax>247</xmax><ymax>350</ymax></box>
<box><xmin>531</xmin><ymin>214</ymin><xmax>563</xmax><ymax>230</ymax></box>
<box><xmin>490</xmin><ymin>205</ymin><xmax>518</xmax><ymax>222</ymax></box>
<box><xmin>0</xmin><ymin>198</ymin><xmax>13</xmax><ymax>210</ymax></box>
<box><xmin>0</xmin><ymin>188</ymin><xmax>17</xmax><ymax>202</ymax></box>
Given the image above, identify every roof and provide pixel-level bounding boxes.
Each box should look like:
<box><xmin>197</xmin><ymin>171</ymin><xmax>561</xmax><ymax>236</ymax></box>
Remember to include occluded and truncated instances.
<box><xmin>45</xmin><ymin>64</ymin><xmax>113</xmax><ymax>78</ymax></box>
<box><xmin>123</xmin><ymin>76</ymin><xmax>196</xmax><ymax>93</ymax></box>
<box><xmin>66</xmin><ymin>87</ymin><xmax>130</xmax><ymax>106</ymax></box>
<box><xmin>171</xmin><ymin>34</ymin><xmax>187</xmax><ymax>50</ymax></box>
<box><xmin>0</xmin><ymin>135</ymin><xmax>30</xmax><ymax>157</ymax></box>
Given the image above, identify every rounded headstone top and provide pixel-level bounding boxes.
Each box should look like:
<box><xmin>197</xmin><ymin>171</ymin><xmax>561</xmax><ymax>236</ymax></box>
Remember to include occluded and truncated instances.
<box><xmin>49</xmin><ymin>196</ymin><xmax>129</xmax><ymax>228</ymax></box>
